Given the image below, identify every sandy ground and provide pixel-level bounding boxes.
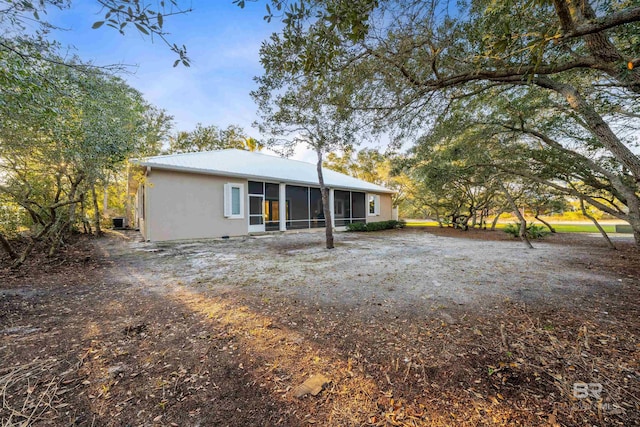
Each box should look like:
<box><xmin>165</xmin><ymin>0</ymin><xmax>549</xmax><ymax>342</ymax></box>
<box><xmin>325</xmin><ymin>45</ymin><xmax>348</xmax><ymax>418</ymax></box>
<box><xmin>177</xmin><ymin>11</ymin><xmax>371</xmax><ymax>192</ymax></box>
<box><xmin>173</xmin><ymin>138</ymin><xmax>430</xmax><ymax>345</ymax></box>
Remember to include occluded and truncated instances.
<box><xmin>1</xmin><ymin>227</ymin><xmax>638</xmax><ymax>426</ymax></box>
<box><xmin>110</xmin><ymin>228</ymin><xmax>632</xmax><ymax>313</ymax></box>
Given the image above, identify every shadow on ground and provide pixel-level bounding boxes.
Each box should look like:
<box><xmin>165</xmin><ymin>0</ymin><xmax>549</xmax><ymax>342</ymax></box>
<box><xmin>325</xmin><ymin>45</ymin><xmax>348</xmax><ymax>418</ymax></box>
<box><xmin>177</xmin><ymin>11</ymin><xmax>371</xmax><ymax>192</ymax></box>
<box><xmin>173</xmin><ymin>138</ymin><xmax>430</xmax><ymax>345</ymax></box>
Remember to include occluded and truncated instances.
<box><xmin>1</xmin><ymin>228</ymin><xmax>638</xmax><ymax>426</ymax></box>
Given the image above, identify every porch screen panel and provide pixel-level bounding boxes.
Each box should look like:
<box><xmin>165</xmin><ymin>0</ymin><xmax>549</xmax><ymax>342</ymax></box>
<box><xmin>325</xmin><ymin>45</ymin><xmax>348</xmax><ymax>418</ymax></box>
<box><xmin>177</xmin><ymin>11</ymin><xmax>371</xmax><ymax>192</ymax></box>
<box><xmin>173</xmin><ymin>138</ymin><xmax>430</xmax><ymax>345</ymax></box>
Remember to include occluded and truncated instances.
<box><xmin>265</xmin><ymin>183</ymin><xmax>279</xmax><ymax>199</ymax></box>
<box><xmin>286</xmin><ymin>185</ymin><xmax>309</xmax><ymax>229</ymax></box>
<box><xmin>334</xmin><ymin>190</ymin><xmax>352</xmax><ymax>227</ymax></box>
<box><xmin>351</xmin><ymin>192</ymin><xmax>366</xmax><ymax>223</ymax></box>
<box><xmin>265</xmin><ymin>183</ymin><xmax>280</xmax><ymax>231</ymax></box>
<box><xmin>309</xmin><ymin>187</ymin><xmax>326</xmax><ymax>228</ymax></box>
<box><xmin>248</xmin><ymin>181</ymin><xmax>264</xmax><ymax>194</ymax></box>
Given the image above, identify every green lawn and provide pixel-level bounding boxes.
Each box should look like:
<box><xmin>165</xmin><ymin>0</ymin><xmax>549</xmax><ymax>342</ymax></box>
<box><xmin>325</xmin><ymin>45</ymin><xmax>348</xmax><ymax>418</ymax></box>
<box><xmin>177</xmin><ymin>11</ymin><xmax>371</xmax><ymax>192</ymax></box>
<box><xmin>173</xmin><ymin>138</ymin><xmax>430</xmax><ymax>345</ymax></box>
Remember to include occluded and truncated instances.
<box><xmin>548</xmin><ymin>224</ymin><xmax>616</xmax><ymax>233</ymax></box>
<box><xmin>404</xmin><ymin>221</ymin><xmax>619</xmax><ymax>233</ymax></box>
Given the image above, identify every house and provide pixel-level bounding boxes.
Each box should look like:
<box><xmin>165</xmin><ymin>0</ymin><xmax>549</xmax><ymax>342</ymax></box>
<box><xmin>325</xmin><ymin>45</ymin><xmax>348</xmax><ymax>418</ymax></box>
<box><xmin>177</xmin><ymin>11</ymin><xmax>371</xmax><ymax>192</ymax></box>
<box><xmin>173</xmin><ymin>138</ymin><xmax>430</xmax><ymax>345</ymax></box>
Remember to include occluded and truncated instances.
<box><xmin>130</xmin><ymin>149</ymin><xmax>395</xmax><ymax>241</ymax></box>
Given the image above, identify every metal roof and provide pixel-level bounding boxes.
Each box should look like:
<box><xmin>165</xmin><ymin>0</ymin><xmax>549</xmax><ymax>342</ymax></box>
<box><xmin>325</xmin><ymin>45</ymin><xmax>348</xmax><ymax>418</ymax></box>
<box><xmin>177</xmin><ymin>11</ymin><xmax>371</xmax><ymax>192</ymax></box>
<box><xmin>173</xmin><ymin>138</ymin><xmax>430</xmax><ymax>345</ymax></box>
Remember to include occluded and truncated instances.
<box><xmin>134</xmin><ymin>149</ymin><xmax>394</xmax><ymax>193</ymax></box>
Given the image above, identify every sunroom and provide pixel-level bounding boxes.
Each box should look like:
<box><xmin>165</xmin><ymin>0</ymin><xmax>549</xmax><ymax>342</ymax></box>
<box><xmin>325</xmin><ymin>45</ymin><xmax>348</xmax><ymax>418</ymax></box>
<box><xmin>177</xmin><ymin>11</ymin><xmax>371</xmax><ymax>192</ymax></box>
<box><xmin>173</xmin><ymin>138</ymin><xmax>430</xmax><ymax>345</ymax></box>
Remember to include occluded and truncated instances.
<box><xmin>242</xmin><ymin>180</ymin><xmax>372</xmax><ymax>233</ymax></box>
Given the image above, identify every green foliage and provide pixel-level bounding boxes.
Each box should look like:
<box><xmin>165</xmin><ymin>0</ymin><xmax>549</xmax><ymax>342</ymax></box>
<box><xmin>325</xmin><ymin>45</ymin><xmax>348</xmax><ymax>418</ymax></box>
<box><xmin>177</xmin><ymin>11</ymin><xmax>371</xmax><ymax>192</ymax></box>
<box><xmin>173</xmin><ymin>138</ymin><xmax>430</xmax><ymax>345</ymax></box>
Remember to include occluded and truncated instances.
<box><xmin>324</xmin><ymin>148</ymin><xmax>411</xmax><ymax>208</ymax></box>
<box><xmin>166</xmin><ymin>124</ymin><xmax>259</xmax><ymax>154</ymax></box>
<box><xmin>346</xmin><ymin>220</ymin><xmax>405</xmax><ymax>232</ymax></box>
<box><xmin>255</xmin><ymin>0</ymin><xmax>640</xmax><ymax>245</ymax></box>
<box><xmin>2</xmin><ymin>0</ymin><xmax>192</xmax><ymax>66</ymax></box>
<box><xmin>0</xmin><ymin>36</ymin><xmax>160</xmax><ymax>263</ymax></box>
<box><xmin>0</xmin><ymin>199</ymin><xmax>28</xmax><ymax>238</ymax></box>
<box><xmin>345</xmin><ymin>222</ymin><xmax>368</xmax><ymax>232</ymax></box>
<box><xmin>503</xmin><ymin>223</ymin><xmax>549</xmax><ymax>239</ymax></box>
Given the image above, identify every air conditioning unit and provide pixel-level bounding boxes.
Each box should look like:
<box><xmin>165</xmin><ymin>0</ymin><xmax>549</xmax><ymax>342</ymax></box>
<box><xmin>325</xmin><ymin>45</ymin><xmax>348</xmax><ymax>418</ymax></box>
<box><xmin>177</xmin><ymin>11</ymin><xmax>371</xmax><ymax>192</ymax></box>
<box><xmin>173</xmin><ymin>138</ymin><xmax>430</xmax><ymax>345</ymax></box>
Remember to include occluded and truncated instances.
<box><xmin>112</xmin><ymin>217</ymin><xmax>126</xmax><ymax>229</ymax></box>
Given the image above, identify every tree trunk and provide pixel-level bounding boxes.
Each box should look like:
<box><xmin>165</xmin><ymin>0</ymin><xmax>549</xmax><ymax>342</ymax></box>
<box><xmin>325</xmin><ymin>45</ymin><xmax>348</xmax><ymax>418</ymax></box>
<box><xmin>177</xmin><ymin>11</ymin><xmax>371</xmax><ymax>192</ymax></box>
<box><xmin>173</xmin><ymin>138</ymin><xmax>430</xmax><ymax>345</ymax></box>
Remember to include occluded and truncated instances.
<box><xmin>579</xmin><ymin>199</ymin><xmax>616</xmax><ymax>250</ymax></box>
<box><xmin>48</xmin><ymin>221</ymin><xmax>70</xmax><ymax>257</ymax></box>
<box><xmin>491</xmin><ymin>210</ymin><xmax>504</xmax><ymax>231</ymax></box>
<box><xmin>625</xmin><ymin>200</ymin><xmax>640</xmax><ymax>249</ymax></box>
<box><xmin>0</xmin><ymin>232</ymin><xmax>18</xmax><ymax>260</ymax></box>
<box><xmin>534</xmin><ymin>213</ymin><xmax>556</xmax><ymax>233</ymax></box>
<box><xmin>499</xmin><ymin>182</ymin><xmax>533</xmax><ymax>249</ymax></box>
<box><xmin>12</xmin><ymin>220</ymin><xmax>55</xmax><ymax>268</ymax></box>
<box><xmin>14</xmin><ymin>240</ymin><xmax>36</xmax><ymax>268</ymax></box>
<box><xmin>80</xmin><ymin>194</ymin><xmax>91</xmax><ymax>234</ymax></box>
<box><xmin>91</xmin><ymin>183</ymin><xmax>102</xmax><ymax>236</ymax></box>
<box><xmin>316</xmin><ymin>147</ymin><xmax>334</xmax><ymax>249</ymax></box>
<box><xmin>103</xmin><ymin>174</ymin><xmax>109</xmax><ymax>214</ymax></box>
<box><xmin>434</xmin><ymin>210</ymin><xmax>443</xmax><ymax>228</ymax></box>
<box><xmin>535</xmin><ymin>77</ymin><xmax>640</xmax><ymax>179</ymax></box>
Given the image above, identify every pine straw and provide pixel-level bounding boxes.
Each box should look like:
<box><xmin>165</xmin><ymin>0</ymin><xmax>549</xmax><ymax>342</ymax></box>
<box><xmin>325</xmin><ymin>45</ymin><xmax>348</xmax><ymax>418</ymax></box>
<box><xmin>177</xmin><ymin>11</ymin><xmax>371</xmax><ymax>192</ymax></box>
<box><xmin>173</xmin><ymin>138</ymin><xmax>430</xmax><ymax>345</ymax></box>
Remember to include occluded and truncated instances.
<box><xmin>1</xmin><ymin>232</ymin><xmax>638</xmax><ymax>426</ymax></box>
<box><xmin>320</xmin><ymin>302</ymin><xmax>639</xmax><ymax>427</ymax></box>
<box><xmin>0</xmin><ymin>358</ymin><xmax>76</xmax><ymax>426</ymax></box>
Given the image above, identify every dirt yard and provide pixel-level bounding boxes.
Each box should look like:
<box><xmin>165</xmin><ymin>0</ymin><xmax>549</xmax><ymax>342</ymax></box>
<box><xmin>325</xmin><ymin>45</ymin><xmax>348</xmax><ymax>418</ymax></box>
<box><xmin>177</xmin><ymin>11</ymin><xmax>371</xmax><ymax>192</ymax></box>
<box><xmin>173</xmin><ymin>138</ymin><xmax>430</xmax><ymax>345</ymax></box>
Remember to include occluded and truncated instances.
<box><xmin>1</xmin><ymin>227</ymin><xmax>639</xmax><ymax>426</ymax></box>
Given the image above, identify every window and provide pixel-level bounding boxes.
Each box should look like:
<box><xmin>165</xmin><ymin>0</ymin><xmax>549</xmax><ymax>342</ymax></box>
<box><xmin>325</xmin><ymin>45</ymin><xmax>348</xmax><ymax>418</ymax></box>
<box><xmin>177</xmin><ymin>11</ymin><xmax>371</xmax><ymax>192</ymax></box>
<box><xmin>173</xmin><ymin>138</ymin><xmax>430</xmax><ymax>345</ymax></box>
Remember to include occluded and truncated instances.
<box><xmin>224</xmin><ymin>183</ymin><xmax>244</xmax><ymax>218</ymax></box>
<box><xmin>368</xmin><ymin>194</ymin><xmax>380</xmax><ymax>216</ymax></box>
<box><xmin>139</xmin><ymin>184</ymin><xmax>145</xmax><ymax>219</ymax></box>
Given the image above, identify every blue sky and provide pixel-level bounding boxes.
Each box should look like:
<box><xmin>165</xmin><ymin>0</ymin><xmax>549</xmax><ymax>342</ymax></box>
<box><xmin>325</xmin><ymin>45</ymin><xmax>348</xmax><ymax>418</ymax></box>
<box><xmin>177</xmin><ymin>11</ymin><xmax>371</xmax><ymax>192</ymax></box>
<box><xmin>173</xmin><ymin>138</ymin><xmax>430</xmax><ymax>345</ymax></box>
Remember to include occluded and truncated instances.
<box><xmin>46</xmin><ymin>1</ymin><xmax>322</xmax><ymax>158</ymax></box>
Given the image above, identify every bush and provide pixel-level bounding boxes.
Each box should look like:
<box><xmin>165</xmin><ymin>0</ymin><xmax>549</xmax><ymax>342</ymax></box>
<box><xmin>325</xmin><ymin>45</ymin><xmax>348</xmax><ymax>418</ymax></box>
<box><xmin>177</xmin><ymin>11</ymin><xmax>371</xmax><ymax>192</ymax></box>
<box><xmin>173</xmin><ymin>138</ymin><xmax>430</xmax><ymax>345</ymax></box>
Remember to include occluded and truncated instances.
<box><xmin>346</xmin><ymin>222</ymin><xmax>368</xmax><ymax>232</ymax></box>
<box><xmin>0</xmin><ymin>201</ymin><xmax>29</xmax><ymax>239</ymax></box>
<box><xmin>346</xmin><ymin>220</ymin><xmax>406</xmax><ymax>232</ymax></box>
<box><xmin>364</xmin><ymin>221</ymin><xmax>389</xmax><ymax>231</ymax></box>
<box><xmin>503</xmin><ymin>223</ymin><xmax>550</xmax><ymax>239</ymax></box>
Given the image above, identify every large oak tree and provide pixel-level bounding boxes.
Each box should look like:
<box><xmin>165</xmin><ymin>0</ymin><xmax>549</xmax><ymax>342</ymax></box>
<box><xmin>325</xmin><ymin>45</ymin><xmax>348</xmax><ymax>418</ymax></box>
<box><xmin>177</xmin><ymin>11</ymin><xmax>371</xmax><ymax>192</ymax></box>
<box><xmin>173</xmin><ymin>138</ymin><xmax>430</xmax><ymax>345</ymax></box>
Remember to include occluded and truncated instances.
<box><xmin>253</xmin><ymin>0</ymin><xmax>640</xmax><ymax>245</ymax></box>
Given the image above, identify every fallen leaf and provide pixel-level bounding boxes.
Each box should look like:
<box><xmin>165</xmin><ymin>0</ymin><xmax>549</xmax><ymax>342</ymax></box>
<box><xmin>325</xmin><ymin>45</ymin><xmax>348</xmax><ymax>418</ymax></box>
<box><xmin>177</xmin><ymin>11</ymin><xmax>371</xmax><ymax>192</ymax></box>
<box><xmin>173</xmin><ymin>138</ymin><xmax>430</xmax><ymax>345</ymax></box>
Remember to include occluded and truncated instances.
<box><xmin>293</xmin><ymin>374</ymin><xmax>330</xmax><ymax>398</ymax></box>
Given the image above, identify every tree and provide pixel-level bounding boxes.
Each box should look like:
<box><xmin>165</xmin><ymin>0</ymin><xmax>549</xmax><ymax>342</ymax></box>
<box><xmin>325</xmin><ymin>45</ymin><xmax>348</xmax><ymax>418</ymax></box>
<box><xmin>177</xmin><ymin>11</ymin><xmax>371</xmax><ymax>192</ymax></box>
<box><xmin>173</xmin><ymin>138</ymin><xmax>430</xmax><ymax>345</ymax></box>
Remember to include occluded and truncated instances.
<box><xmin>165</xmin><ymin>124</ymin><xmax>260</xmax><ymax>154</ymax></box>
<box><xmin>254</xmin><ymin>0</ymin><xmax>640</xmax><ymax>246</ymax></box>
<box><xmin>403</xmin><ymin>129</ymin><xmax>513</xmax><ymax>232</ymax></box>
<box><xmin>0</xmin><ymin>37</ymin><xmax>151</xmax><ymax>265</ymax></box>
<box><xmin>0</xmin><ymin>0</ymin><xmax>192</xmax><ymax>66</ymax></box>
<box><xmin>522</xmin><ymin>186</ymin><xmax>568</xmax><ymax>233</ymax></box>
<box><xmin>324</xmin><ymin>148</ymin><xmax>411</xmax><ymax>211</ymax></box>
<box><xmin>244</xmin><ymin>137</ymin><xmax>264</xmax><ymax>152</ymax></box>
<box><xmin>138</xmin><ymin>106</ymin><xmax>175</xmax><ymax>157</ymax></box>
<box><xmin>253</xmin><ymin>69</ymin><xmax>363</xmax><ymax>249</ymax></box>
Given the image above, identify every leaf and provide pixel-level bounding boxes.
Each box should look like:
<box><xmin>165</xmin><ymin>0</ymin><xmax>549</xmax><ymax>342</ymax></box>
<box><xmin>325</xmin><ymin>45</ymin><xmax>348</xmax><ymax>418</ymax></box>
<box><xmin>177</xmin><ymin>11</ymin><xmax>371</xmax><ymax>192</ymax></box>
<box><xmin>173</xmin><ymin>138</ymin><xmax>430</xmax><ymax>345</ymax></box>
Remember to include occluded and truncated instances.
<box><xmin>157</xmin><ymin>13</ymin><xmax>163</xmax><ymax>28</ymax></box>
<box><xmin>92</xmin><ymin>21</ymin><xmax>105</xmax><ymax>29</ymax></box>
<box><xmin>135</xmin><ymin>23</ymin><xmax>150</xmax><ymax>35</ymax></box>
<box><xmin>293</xmin><ymin>374</ymin><xmax>330</xmax><ymax>398</ymax></box>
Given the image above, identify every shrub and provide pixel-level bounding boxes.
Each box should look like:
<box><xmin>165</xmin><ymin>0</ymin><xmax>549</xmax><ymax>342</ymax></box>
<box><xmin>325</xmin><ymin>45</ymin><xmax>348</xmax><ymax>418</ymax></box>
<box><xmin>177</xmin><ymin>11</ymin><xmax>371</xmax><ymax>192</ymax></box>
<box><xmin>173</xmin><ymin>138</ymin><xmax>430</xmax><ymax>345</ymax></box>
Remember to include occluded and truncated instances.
<box><xmin>365</xmin><ymin>221</ymin><xmax>389</xmax><ymax>231</ymax></box>
<box><xmin>0</xmin><ymin>201</ymin><xmax>28</xmax><ymax>238</ymax></box>
<box><xmin>346</xmin><ymin>222</ymin><xmax>368</xmax><ymax>232</ymax></box>
<box><xmin>503</xmin><ymin>223</ymin><xmax>550</xmax><ymax>239</ymax></box>
<box><xmin>346</xmin><ymin>220</ymin><xmax>406</xmax><ymax>232</ymax></box>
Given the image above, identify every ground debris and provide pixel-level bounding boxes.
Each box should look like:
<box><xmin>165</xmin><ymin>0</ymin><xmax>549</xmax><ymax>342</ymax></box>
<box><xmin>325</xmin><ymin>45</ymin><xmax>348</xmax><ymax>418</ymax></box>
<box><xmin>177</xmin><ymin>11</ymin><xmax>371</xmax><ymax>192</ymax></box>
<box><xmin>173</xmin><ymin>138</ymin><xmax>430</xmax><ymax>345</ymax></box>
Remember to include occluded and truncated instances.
<box><xmin>1</xmin><ymin>229</ymin><xmax>638</xmax><ymax>426</ymax></box>
<box><xmin>292</xmin><ymin>374</ymin><xmax>330</xmax><ymax>398</ymax></box>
